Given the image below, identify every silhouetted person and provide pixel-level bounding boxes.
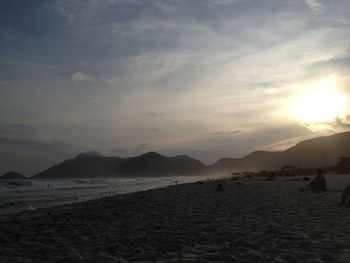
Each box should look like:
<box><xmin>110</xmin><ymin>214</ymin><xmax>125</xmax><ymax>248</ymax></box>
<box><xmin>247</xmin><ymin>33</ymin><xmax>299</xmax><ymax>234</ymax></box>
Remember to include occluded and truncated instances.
<box><xmin>216</xmin><ymin>184</ymin><xmax>224</xmax><ymax>191</ymax></box>
<box><xmin>310</xmin><ymin>170</ymin><xmax>327</xmax><ymax>192</ymax></box>
<box><xmin>340</xmin><ymin>183</ymin><xmax>350</xmax><ymax>207</ymax></box>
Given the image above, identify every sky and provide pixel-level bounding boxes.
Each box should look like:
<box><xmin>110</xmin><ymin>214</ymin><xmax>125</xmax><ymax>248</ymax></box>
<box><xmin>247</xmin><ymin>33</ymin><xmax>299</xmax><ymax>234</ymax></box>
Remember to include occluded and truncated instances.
<box><xmin>0</xmin><ymin>0</ymin><xmax>350</xmax><ymax>175</ymax></box>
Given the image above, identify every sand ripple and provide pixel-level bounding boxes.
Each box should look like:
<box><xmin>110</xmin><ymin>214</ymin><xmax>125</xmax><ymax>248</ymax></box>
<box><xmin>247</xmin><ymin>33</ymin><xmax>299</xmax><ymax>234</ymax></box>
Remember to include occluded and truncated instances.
<box><xmin>1</xmin><ymin>177</ymin><xmax>350</xmax><ymax>262</ymax></box>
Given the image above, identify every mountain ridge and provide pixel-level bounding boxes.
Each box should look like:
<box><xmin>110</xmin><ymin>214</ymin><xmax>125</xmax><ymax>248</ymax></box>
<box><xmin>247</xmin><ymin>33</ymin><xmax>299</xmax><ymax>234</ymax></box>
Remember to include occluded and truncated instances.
<box><xmin>33</xmin><ymin>154</ymin><xmax>125</xmax><ymax>178</ymax></box>
<box><xmin>211</xmin><ymin>131</ymin><xmax>350</xmax><ymax>172</ymax></box>
<box><xmin>31</xmin><ymin>131</ymin><xmax>350</xmax><ymax>178</ymax></box>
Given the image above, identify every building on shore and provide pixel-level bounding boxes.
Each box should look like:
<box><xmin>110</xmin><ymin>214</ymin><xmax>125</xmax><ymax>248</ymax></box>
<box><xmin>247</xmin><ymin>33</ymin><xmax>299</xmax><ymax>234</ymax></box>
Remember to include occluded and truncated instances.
<box><xmin>337</xmin><ymin>156</ymin><xmax>350</xmax><ymax>166</ymax></box>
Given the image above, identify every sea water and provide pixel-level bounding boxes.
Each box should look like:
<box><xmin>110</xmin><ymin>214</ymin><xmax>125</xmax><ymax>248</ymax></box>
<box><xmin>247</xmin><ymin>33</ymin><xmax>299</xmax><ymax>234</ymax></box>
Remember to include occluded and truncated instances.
<box><xmin>0</xmin><ymin>175</ymin><xmax>212</xmax><ymax>215</ymax></box>
<box><xmin>1</xmin><ymin>174</ymin><xmax>349</xmax><ymax>215</ymax></box>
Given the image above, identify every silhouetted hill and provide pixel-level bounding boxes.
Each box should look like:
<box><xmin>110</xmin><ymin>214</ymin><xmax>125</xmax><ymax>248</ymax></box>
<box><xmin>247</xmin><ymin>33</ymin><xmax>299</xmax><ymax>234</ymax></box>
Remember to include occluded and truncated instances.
<box><xmin>0</xmin><ymin>171</ymin><xmax>26</xmax><ymax>179</ymax></box>
<box><xmin>32</xmin><ymin>131</ymin><xmax>350</xmax><ymax>177</ymax></box>
<box><xmin>32</xmin><ymin>152</ymin><xmax>208</xmax><ymax>178</ymax></box>
<box><xmin>210</xmin><ymin>157</ymin><xmax>241</xmax><ymax>172</ymax></box>
<box><xmin>211</xmin><ymin>131</ymin><xmax>350</xmax><ymax>172</ymax></box>
<box><xmin>33</xmin><ymin>153</ymin><xmax>125</xmax><ymax>178</ymax></box>
<box><xmin>117</xmin><ymin>152</ymin><xmax>208</xmax><ymax>176</ymax></box>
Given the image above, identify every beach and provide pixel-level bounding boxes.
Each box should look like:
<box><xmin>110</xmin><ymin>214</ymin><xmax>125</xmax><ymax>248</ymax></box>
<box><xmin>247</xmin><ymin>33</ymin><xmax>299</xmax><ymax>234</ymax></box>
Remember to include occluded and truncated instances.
<box><xmin>0</xmin><ymin>176</ymin><xmax>210</xmax><ymax>215</ymax></box>
<box><xmin>1</xmin><ymin>175</ymin><xmax>350</xmax><ymax>263</ymax></box>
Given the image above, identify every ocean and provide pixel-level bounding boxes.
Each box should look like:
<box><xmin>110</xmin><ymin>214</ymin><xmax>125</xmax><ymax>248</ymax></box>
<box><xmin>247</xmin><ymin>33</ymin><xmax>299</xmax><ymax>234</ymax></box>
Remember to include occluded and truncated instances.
<box><xmin>1</xmin><ymin>173</ymin><xmax>349</xmax><ymax>216</ymax></box>
<box><xmin>0</xmin><ymin>175</ymin><xmax>214</xmax><ymax>215</ymax></box>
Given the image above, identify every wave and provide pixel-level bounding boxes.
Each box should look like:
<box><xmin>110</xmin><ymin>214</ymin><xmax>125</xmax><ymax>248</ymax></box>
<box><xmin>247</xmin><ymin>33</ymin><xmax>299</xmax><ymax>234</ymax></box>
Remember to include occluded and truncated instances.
<box><xmin>0</xmin><ymin>179</ymin><xmax>34</xmax><ymax>188</ymax></box>
<box><xmin>72</xmin><ymin>179</ymin><xmax>89</xmax><ymax>184</ymax></box>
<box><xmin>0</xmin><ymin>175</ymin><xmax>211</xmax><ymax>215</ymax></box>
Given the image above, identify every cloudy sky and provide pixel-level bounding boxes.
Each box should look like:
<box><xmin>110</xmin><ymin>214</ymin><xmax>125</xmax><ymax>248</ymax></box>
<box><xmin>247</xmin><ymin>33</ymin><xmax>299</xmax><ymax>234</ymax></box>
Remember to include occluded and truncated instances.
<box><xmin>1</xmin><ymin>0</ymin><xmax>350</xmax><ymax>175</ymax></box>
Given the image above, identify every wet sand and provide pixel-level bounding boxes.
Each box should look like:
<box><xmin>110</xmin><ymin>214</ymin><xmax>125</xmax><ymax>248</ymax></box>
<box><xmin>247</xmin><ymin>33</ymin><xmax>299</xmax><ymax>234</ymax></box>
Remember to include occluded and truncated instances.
<box><xmin>1</xmin><ymin>177</ymin><xmax>350</xmax><ymax>262</ymax></box>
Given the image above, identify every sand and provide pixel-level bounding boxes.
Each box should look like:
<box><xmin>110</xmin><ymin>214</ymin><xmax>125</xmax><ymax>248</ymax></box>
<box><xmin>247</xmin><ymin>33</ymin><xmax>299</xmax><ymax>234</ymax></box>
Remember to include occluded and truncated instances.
<box><xmin>1</xmin><ymin>176</ymin><xmax>350</xmax><ymax>263</ymax></box>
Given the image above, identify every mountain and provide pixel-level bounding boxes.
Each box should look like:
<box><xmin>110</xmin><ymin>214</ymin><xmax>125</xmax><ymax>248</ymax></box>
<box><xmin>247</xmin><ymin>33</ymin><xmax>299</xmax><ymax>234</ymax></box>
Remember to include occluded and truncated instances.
<box><xmin>117</xmin><ymin>152</ymin><xmax>208</xmax><ymax>176</ymax></box>
<box><xmin>211</xmin><ymin>131</ymin><xmax>350</xmax><ymax>172</ymax></box>
<box><xmin>33</xmin><ymin>153</ymin><xmax>125</xmax><ymax>178</ymax></box>
<box><xmin>32</xmin><ymin>152</ymin><xmax>208</xmax><ymax>178</ymax></box>
<box><xmin>32</xmin><ymin>131</ymin><xmax>350</xmax><ymax>177</ymax></box>
<box><xmin>0</xmin><ymin>171</ymin><xmax>26</xmax><ymax>179</ymax></box>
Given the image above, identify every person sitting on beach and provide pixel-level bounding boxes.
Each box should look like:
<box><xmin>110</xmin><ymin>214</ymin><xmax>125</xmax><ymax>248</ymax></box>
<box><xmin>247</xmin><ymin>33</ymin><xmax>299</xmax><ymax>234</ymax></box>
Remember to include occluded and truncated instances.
<box><xmin>340</xmin><ymin>183</ymin><xmax>350</xmax><ymax>207</ymax></box>
<box><xmin>216</xmin><ymin>184</ymin><xmax>224</xmax><ymax>191</ymax></box>
<box><xmin>309</xmin><ymin>170</ymin><xmax>327</xmax><ymax>192</ymax></box>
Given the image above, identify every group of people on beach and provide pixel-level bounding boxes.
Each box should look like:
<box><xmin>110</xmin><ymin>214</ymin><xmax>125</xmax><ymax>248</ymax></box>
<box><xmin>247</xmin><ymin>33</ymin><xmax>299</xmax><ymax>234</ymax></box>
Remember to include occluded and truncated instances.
<box><xmin>218</xmin><ymin>169</ymin><xmax>350</xmax><ymax>207</ymax></box>
<box><xmin>299</xmin><ymin>169</ymin><xmax>350</xmax><ymax>207</ymax></box>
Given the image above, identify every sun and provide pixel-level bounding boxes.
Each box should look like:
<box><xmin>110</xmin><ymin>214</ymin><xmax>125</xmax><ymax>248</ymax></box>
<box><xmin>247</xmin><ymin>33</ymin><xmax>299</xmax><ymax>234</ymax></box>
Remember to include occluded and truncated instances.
<box><xmin>288</xmin><ymin>78</ymin><xmax>348</xmax><ymax>124</ymax></box>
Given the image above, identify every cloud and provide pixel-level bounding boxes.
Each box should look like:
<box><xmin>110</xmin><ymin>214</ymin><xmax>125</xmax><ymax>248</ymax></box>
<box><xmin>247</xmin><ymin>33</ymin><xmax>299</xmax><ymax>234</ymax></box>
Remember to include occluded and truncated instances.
<box><xmin>305</xmin><ymin>0</ymin><xmax>326</xmax><ymax>15</ymax></box>
<box><xmin>0</xmin><ymin>137</ymin><xmax>74</xmax><ymax>157</ymax></box>
<box><xmin>133</xmin><ymin>143</ymin><xmax>151</xmax><ymax>153</ymax></box>
<box><xmin>0</xmin><ymin>124</ymin><xmax>35</xmax><ymax>139</ymax></box>
<box><xmin>210</xmin><ymin>0</ymin><xmax>238</xmax><ymax>6</ymax></box>
<box><xmin>211</xmin><ymin>130</ymin><xmax>242</xmax><ymax>136</ymax></box>
<box><xmin>1</xmin><ymin>0</ymin><xmax>350</xmax><ymax>174</ymax></box>
<box><xmin>109</xmin><ymin>147</ymin><xmax>128</xmax><ymax>155</ymax></box>
<box><xmin>333</xmin><ymin>116</ymin><xmax>350</xmax><ymax>129</ymax></box>
<box><xmin>151</xmin><ymin>128</ymin><xmax>160</xmax><ymax>133</ymax></box>
<box><xmin>0</xmin><ymin>139</ymin><xmax>77</xmax><ymax>176</ymax></box>
<box><xmin>306</xmin><ymin>55</ymin><xmax>350</xmax><ymax>101</ymax></box>
<box><xmin>145</xmin><ymin>111</ymin><xmax>158</xmax><ymax>117</ymax></box>
<box><xmin>309</xmin><ymin>55</ymin><xmax>350</xmax><ymax>72</ymax></box>
<box><xmin>71</xmin><ymin>72</ymin><xmax>94</xmax><ymax>84</ymax></box>
<box><xmin>160</xmin><ymin>125</ymin><xmax>313</xmax><ymax>164</ymax></box>
<box><xmin>80</xmin><ymin>150</ymin><xmax>103</xmax><ymax>156</ymax></box>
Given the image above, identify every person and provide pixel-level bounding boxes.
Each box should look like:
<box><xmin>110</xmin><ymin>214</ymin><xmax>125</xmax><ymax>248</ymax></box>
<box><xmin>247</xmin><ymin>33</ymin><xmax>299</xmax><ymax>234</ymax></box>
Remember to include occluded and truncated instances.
<box><xmin>340</xmin><ymin>183</ymin><xmax>350</xmax><ymax>207</ymax></box>
<box><xmin>216</xmin><ymin>184</ymin><xmax>224</xmax><ymax>191</ymax></box>
<box><xmin>309</xmin><ymin>170</ymin><xmax>327</xmax><ymax>192</ymax></box>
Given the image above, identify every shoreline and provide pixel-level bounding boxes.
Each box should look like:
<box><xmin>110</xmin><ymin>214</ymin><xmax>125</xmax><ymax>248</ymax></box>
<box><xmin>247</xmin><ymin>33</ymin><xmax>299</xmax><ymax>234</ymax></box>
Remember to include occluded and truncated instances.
<box><xmin>0</xmin><ymin>175</ymin><xmax>218</xmax><ymax>216</ymax></box>
<box><xmin>1</xmin><ymin>176</ymin><xmax>350</xmax><ymax>262</ymax></box>
<box><xmin>0</xmin><ymin>181</ymin><xmax>187</xmax><ymax>220</ymax></box>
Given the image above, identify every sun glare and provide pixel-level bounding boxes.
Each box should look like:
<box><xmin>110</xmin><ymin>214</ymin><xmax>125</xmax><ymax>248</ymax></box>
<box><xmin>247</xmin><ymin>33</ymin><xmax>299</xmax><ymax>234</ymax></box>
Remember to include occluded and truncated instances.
<box><xmin>288</xmin><ymin>78</ymin><xmax>348</xmax><ymax>124</ymax></box>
